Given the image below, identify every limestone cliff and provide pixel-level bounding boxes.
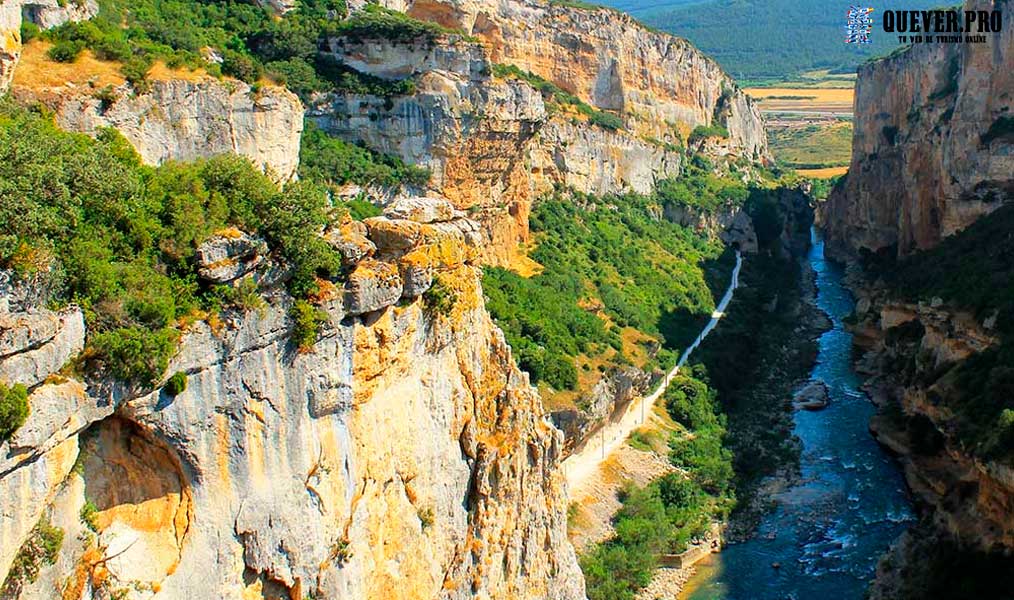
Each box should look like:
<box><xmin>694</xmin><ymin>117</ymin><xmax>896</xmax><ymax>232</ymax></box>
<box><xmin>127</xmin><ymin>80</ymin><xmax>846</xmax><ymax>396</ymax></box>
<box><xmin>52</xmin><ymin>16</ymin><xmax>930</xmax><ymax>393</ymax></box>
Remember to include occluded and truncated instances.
<box><xmin>315</xmin><ymin>18</ymin><xmax>760</xmax><ymax>265</ymax></box>
<box><xmin>849</xmin><ymin>292</ymin><xmax>1013</xmax><ymax>550</ymax></box>
<box><xmin>0</xmin><ymin>198</ymin><xmax>585</xmax><ymax>600</ymax></box>
<box><xmin>822</xmin><ymin>0</ymin><xmax>1014</xmax><ymax>258</ymax></box>
<box><xmin>390</xmin><ymin>0</ymin><xmax>768</xmax><ymax>160</ymax></box>
<box><xmin>0</xmin><ymin>1</ymin><xmax>19</xmax><ymax>94</ymax></box>
<box><xmin>13</xmin><ymin>73</ymin><xmax>305</xmax><ymax>183</ymax></box>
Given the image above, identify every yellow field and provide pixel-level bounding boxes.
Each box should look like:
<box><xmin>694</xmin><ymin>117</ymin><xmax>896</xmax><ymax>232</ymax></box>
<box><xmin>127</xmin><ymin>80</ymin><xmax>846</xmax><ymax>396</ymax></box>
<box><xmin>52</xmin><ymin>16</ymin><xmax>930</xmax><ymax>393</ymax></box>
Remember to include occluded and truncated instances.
<box><xmin>795</xmin><ymin>166</ymin><xmax>849</xmax><ymax>178</ymax></box>
<box><xmin>745</xmin><ymin>88</ymin><xmax>854</xmax><ymax>103</ymax></box>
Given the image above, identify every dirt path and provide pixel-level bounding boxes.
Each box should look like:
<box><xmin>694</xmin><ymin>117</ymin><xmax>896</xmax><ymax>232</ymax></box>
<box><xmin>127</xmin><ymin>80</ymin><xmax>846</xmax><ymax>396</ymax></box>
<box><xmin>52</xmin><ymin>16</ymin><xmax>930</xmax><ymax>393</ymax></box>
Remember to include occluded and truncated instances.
<box><xmin>563</xmin><ymin>251</ymin><xmax>743</xmax><ymax>493</ymax></box>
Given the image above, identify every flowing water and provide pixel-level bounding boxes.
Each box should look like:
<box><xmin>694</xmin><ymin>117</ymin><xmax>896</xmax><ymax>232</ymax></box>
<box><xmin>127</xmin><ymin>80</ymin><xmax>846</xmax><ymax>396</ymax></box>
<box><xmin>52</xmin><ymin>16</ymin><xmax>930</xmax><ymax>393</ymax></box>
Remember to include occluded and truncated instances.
<box><xmin>681</xmin><ymin>229</ymin><xmax>915</xmax><ymax>600</ymax></box>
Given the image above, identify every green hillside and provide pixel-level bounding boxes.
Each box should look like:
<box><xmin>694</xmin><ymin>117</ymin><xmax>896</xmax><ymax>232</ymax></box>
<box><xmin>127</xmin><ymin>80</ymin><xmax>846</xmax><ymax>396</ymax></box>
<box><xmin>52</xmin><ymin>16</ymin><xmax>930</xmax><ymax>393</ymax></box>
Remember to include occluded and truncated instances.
<box><xmin>599</xmin><ymin>0</ymin><xmax>942</xmax><ymax>80</ymax></box>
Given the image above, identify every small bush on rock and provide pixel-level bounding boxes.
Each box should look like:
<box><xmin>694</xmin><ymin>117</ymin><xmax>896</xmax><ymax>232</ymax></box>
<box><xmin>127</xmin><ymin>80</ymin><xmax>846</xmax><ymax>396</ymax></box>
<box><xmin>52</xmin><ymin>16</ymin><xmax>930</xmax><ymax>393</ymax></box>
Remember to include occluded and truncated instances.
<box><xmin>291</xmin><ymin>300</ymin><xmax>326</xmax><ymax>352</ymax></box>
<box><xmin>0</xmin><ymin>381</ymin><xmax>30</xmax><ymax>442</ymax></box>
<box><xmin>164</xmin><ymin>371</ymin><xmax>187</xmax><ymax>397</ymax></box>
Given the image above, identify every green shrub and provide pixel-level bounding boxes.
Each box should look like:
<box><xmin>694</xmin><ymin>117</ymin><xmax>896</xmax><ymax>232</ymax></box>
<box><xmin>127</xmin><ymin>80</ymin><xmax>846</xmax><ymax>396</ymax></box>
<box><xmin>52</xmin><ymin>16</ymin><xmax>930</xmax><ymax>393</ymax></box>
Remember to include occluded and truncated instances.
<box><xmin>20</xmin><ymin>21</ymin><xmax>41</xmax><ymax>43</ymax></box>
<box><xmin>89</xmin><ymin>327</ymin><xmax>178</xmax><ymax>386</ymax></box>
<box><xmin>299</xmin><ymin>121</ymin><xmax>431</xmax><ymax>190</ymax></box>
<box><xmin>222</xmin><ymin>50</ymin><xmax>263</xmax><ymax>84</ymax></box>
<box><xmin>587</xmin><ymin>110</ymin><xmax>624</xmax><ymax>131</ymax></box>
<box><xmin>0</xmin><ymin>381</ymin><xmax>30</xmax><ymax>442</ymax></box>
<box><xmin>1</xmin><ymin>517</ymin><xmax>63</xmax><ymax>595</ymax></box>
<box><xmin>80</xmin><ymin>500</ymin><xmax>99</xmax><ymax>532</ymax></box>
<box><xmin>688</xmin><ymin>124</ymin><xmax>730</xmax><ymax>143</ymax></box>
<box><xmin>333</xmin><ymin>4</ymin><xmax>452</xmax><ymax>44</ymax></box>
<box><xmin>47</xmin><ymin>39</ymin><xmax>84</xmax><ymax>62</ymax></box>
<box><xmin>291</xmin><ymin>300</ymin><xmax>326</xmax><ymax>352</ymax></box>
<box><xmin>164</xmin><ymin>371</ymin><xmax>187</xmax><ymax>397</ymax></box>
<box><xmin>423</xmin><ymin>276</ymin><xmax>457</xmax><ymax>317</ymax></box>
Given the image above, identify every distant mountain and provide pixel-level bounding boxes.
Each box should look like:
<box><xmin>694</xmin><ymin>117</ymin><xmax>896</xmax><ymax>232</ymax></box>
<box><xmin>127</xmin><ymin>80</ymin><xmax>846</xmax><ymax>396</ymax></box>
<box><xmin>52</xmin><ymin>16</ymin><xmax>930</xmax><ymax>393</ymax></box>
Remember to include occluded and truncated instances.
<box><xmin>598</xmin><ymin>0</ymin><xmax>943</xmax><ymax>81</ymax></box>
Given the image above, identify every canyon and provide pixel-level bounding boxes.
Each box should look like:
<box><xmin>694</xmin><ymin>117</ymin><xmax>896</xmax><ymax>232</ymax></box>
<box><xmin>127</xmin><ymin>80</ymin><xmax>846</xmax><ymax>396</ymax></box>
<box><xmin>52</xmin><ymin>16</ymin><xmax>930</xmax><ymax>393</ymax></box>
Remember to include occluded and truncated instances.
<box><xmin>0</xmin><ymin>0</ymin><xmax>772</xmax><ymax>599</ymax></box>
<box><xmin>2</xmin><ymin>0</ymin><xmax>1009</xmax><ymax>597</ymax></box>
<box><xmin>819</xmin><ymin>0</ymin><xmax>1014</xmax><ymax>595</ymax></box>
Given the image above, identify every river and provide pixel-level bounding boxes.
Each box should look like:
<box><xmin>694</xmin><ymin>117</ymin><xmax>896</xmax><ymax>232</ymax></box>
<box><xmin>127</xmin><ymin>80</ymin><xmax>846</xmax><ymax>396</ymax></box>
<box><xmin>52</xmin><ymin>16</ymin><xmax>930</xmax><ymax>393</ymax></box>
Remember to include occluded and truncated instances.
<box><xmin>681</xmin><ymin>228</ymin><xmax>915</xmax><ymax>600</ymax></box>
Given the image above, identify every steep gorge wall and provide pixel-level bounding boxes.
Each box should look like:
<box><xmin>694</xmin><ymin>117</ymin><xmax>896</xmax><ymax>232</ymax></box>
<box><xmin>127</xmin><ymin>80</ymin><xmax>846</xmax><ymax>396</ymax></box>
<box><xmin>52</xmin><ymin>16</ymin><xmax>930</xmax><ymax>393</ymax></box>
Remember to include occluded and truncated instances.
<box><xmin>823</xmin><ymin>0</ymin><xmax>1014</xmax><ymax>258</ymax></box>
<box><xmin>849</xmin><ymin>294</ymin><xmax>1014</xmax><ymax>551</ymax></box>
<box><xmin>317</xmin><ymin>1</ymin><xmax>768</xmax><ymax>266</ymax></box>
<box><xmin>394</xmin><ymin>0</ymin><xmax>768</xmax><ymax>160</ymax></box>
<box><xmin>0</xmin><ymin>199</ymin><xmax>585</xmax><ymax>600</ymax></box>
<box><xmin>13</xmin><ymin>75</ymin><xmax>305</xmax><ymax>183</ymax></box>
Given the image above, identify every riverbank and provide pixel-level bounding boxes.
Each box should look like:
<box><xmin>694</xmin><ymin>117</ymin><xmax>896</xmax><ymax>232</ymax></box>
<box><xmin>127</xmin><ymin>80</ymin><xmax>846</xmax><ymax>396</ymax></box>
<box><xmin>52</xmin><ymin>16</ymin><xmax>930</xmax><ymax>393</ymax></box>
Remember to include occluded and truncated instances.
<box><xmin>682</xmin><ymin>229</ymin><xmax>915</xmax><ymax>599</ymax></box>
<box><xmin>836</xmin><ymin>243</ymin><xmax>1014</xmax><ymax>599</ymax></box>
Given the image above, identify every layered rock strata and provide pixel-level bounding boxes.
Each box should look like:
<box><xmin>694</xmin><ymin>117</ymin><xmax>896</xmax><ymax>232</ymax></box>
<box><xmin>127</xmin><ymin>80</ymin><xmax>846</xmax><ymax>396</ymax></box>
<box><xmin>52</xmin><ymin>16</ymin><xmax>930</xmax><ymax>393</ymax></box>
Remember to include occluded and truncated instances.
<box><xmin>0</xmin><ymin>198</ymin><xmax>585</xmax><ymax>600</ymax></box>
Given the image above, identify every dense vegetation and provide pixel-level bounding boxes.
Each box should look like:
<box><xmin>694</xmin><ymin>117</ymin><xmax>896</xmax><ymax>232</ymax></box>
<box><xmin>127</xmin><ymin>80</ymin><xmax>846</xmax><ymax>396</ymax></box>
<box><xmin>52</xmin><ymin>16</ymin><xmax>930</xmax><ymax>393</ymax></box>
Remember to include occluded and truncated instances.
<box><xmin>598</xmin><ymin>0</ymin><xmax>942</xmax><ymax>80</ymax></box>
<box><xmin>0</xmin><ymin>103</ymin><xmax>412</xmax><ymax>388</ymax></box>
<box><xmin>299</xmin><ymin>120</ymin><xmax>431</xmax><ymax>191</ymax></box>
<box><xmin>653</xmin><ymin>155</ymin><xmax>748</xmax><ymax>210</ymax></box>
<box><xmin>689</xmin><ymin>243</ymin><xmax>811</xmax><ymax>489</ymax></box>
<box><xmin>35</xmin><ymin>0</ymin><xmax>449</xmax><ymax>99</ymax></box>
<box><xmin>580</xmin><ymin>186</ymin><xmax>815</xmax><ymax>600</ymax></box>
<box><xmin>581</xmin><ymin>371</ymin><xmax>735</xmax><ymax>600</ymax></box>
<box><xmin>867</xmin><ymin>203</ymin><xmax>1014</xmax><ymax>462</ymax></box>
<box><xmin>484</xmin><ymin>177</ymin><xmax>737</xmax><ymax>392</ymax></box>
<box><xmin>491</xmin><ymin>64</ymin><xmax>625</xmax><ymax>131</ymax></box>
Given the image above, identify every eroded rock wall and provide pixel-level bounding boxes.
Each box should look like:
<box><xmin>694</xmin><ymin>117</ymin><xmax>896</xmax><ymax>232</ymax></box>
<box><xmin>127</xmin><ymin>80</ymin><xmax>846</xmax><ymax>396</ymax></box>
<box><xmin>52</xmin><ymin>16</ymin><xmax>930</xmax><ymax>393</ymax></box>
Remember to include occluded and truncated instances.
<box><xmin>395</xmin><ymin>0</ymin><xmax>768</xmax><ymax>160</ymax></box>
<box><xmin>13</xmin><ymin>78</ymin><xmax>305</xmax><ymax>182</ymax></box>
<box><xmin>849</xmin><ymin>287</ymin><xmax>1014</xmax><ymax>552</ymax></box>
<box><xmin>823</xmin><ymin>0</ymin><xmax>1014</xmax><ymax>258</ymax></box>
<box><xmin>0</xmin><ymin>202</ymin><xmax>585</xmax><ymax>600</ymax></box>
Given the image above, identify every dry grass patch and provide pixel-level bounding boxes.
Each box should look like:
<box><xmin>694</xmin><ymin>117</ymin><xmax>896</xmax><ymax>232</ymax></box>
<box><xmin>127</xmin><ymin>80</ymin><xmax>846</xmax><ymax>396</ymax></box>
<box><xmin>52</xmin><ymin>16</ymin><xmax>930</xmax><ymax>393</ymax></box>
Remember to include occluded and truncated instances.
<box><xmin>796</xmin><ymin>166</ymin><xmax>849</xmax><ymax>178</ymax></box>
<box><xmin>13</xmin><ymin>41</ymin><xmax>125</xmax><ymax>89</ymax></box>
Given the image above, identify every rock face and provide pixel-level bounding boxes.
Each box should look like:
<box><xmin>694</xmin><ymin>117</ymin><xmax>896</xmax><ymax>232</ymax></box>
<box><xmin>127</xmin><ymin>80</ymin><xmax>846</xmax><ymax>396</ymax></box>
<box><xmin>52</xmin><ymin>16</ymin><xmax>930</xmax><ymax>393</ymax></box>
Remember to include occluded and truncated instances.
<box><xmin>315</xmin><ymin>4</ymin><xmax>769</xmax><ymax>265</ymax></box>
<box><xmin>395</xmin><ymin>0</ymin><xmax>768</xmax><ymax>160</ymax></box>
<box><xmin>195</xmin><ymin>229</ymin><xmax>269</xmax><ymax>284</ymax></box>
<box><xmin>848</xmin><ymin>285</ymin><xmax>1014</xmax><ymax>553</ymax></box>
<box><xmin>13</xmin><ymin>78</ymin><xmax>305</xmax><ymax>182</ymax></box>
<box><xmin>822</xmin><ymin>0</ymin><xmax>1014</xmax><ymax>258</ymax></box>
<box><xmin>0</xmin><ymin>1</ymin><xmax>21</xmax><ymax>94</ymax></box>
<box><xmin>529</xmin><ymin>117</ymin><xmax>683</xmax><ymax>197</ymax></box>
<box><xmin>0</xmin><ymin>208</ymin><xmax>584</xmax><ymax>600</ymax></box>
<box><xmin>311</xmin><ymin>37</ymin><xmax>546</xmax><ymax>265</ymax></box>
<box><xmin>21</xmin><ymin>0</ymin><xmax>98</xmax><ymax>29</ymax></box>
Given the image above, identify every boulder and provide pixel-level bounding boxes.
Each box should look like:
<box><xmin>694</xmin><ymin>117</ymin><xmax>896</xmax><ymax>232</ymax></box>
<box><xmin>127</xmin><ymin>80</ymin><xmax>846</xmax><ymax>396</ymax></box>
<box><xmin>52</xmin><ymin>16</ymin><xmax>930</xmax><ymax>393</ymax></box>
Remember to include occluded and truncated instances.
<box><xmin>195</xmin><ymin>229</ymin><xmax>268</xmax><ymax>284</ymax></box>
<box><xmin>343</xmin><ymin>259</ymin><xmax>403</xmax><ymax>316</ymax></box>
<box><xmin>794</xmin><ymin>380</ymin><xmax>830</xmax><ymax>411</ymax></box>
<box><xmin>383</xmin><ymin>197</ymin><xmax>457</xmax><ymax>224</ymax></box>
<box><xmin>363</xmin><ymin>217</ymin><xmax>426</xmax><ymax>257</ymax></box>
<box><xmin>325</xmin><ymin>220</ymin><xmax>376</xmax><ymax>268</ymax></box>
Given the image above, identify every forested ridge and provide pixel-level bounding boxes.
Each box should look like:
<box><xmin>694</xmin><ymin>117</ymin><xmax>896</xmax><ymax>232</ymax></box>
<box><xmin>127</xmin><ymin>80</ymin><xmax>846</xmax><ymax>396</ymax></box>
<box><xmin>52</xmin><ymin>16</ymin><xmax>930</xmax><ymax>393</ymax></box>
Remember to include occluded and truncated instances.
<box><xmin>597</xmin><ymin>0</ymin><xmax>942</xmax><ymax>79</ymax></box>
